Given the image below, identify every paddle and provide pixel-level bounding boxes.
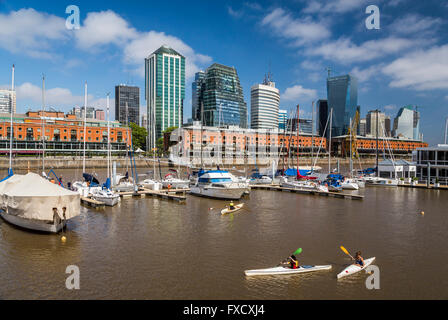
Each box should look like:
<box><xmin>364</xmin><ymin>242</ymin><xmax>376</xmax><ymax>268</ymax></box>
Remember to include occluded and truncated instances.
<box><xmin>279</xmin><ymin>248</ymin><xmax>302</xmax><ymax>266</ymax></box>
<box><xmin>340</xmin><ymin>245</ymin><xmax>355</xmax><ymax>261</ymax></box>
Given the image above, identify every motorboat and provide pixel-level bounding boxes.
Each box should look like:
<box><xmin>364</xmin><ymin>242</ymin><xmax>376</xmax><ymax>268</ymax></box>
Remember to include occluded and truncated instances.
<box><xmin>91</xmin><ymin>188</ymin><xmax>120</xmax><ymax>206</ymax></box>
<box><xmin>162</xmin><ymin>173</ymin><xmax>189</xmax><ymax>189</ymax></box>
<box><xmin>112</xmin><ymin>173</ymin><xmax>136</xmax><ymax>192</ymax></box>
<box><xmin>363</xmin><ymin>176</ymin><xmax>398</xmax><ymax>187</ymax></box>
<box><xmin>139</xmin><ymin>179</ymin><xmax>162</xmax><ymax>191</ymax></box>
<box><xmin>0</xmin><ymin>173</ymin><xmax>80</xmax><ymax>233</ymax></box>
<box><xmin>280</xmin><ymin>177</ymin><xmax>329</xmax><ymax>192</ymax></box>
<box><xmin>341</xmin><ymin>178</ymin><xmax>360</xmax><ymax>190</ymax></box>
<box><xmin>249</xmin><ymin>175</ymin><xmax>273</xmax><ymax>185</ymax></box>
<box><xmin>190</xmin><ymin>170</ymin><xmax>247</xmax><ymax>200</ymax></box>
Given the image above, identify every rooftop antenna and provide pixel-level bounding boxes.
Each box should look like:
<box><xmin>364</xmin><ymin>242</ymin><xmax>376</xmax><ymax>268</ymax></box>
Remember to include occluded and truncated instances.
<box><xmin>326</xmin><ymin>67</ymin><xmax>332</xmax><ymax>78</ymax></box>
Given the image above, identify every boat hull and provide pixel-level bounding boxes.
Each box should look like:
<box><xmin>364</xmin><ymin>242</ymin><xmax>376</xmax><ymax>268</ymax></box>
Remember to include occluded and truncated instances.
<box><xmin>221</xmin><ymin>204</ymin><xmax>244</xmax><ymax>215</ymax></box>
<box><xmin>190</xmin><ymin>186</ymin><xmax>246</xmax><ymax>200</ymax></box>
<box><xmin>92</xmin><ymin>195</ymin><xmax>120</xmax><ymax>206</ymax></box>
<box><xmin>245</xmin><ymin>265</ymin><xmax>332</xmax><ymax>276</ymax></box>
<box><xmin>0</xmin><ymin>210</ymin><xmax>65</xmax><ymax>233</ymax></box>
<box><xmin>337</xmin><ymin>257</ymin><xmax>376</xmax><ymax>279</ymax></box>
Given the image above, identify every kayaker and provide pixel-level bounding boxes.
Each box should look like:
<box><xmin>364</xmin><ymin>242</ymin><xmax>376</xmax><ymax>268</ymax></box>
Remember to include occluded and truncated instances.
<box><xmin>229</xmin><ymin>202</ymin><xmax>235</xmax><ymax>210</ymax></box>
<box><xmin>288</xmin><ymin>255</ymin><xmax>299</xmax><ymax>269</ymax></box>
<box><xmin>354</xmin><ymin>251</ymin><xmax>364</xmax><ymax>267</ymax></box>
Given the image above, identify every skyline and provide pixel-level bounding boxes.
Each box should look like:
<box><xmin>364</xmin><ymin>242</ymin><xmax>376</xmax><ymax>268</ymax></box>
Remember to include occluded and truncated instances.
<box><xmin>0</xmin><ymin>0</ymin><xmax>447</xmax><ymax>145</ymax></box>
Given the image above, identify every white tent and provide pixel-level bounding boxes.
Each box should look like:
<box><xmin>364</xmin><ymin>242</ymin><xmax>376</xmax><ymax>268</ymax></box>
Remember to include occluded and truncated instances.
<box><xmin>0</xmin><ymin>173</ymin><xmax>80</xmax><ymax>221</ymax></box>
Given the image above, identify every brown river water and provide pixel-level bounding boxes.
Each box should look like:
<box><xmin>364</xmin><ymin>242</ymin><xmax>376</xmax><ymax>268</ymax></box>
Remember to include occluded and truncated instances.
<box><xmin>0</xmin><ymin>167</ymin><xmax>447</xmax><ymax>299</ymax></box>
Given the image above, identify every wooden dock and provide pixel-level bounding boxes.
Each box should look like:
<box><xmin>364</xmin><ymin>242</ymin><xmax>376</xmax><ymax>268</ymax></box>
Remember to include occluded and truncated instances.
<box><xmin>398</xmin><ymin>183</ymin><xmax>448</xmax><ymax>190</ymax></box>
<box><xmin>117</xmin><ymin>188</ymin><xmax>188</xmax><ymax>202</ymax></box>
<box><xmin>250</xmin><ymin>184</ymin><xmax>364</xmax><ymax>200</ymax></box>
<box><xmin>80</xmin><ymin>196</ymin><xmax>106</xmax><ymax>208</ymax></box>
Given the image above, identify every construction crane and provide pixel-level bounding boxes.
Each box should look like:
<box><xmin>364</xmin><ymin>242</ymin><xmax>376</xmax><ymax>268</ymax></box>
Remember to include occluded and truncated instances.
<box><xmin>344</xmin><ymin>109</ymin><xmax>360</xmax><ymax>159</ymax></box>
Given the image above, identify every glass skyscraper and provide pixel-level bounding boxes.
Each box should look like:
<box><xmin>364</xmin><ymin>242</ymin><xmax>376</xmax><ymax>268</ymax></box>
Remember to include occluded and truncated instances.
<box><xmin>393</xmin><ymin>106</ymin><xmax>421</xmax><ymax>140</ymax></box>
<box><xmin>145</xmin><ymin>45</ymin><xmax>185</xmax><ymax>149</ymax></box>
<box><xmin>250</xmin><ymin>77</ymin><xmax>280</xmax><ymax>130</ymax></box>
<box><xmin>278</xmin><ymin>109</ymin><xmax>288</xmax><ymax>130</ymax></box>
<box><xmin>326</xmin><ymin>74</ymin><xmax>358</xmax><ymax>137</ymax></box>
<box><xmin>192</xmin><ymin>71</ymin><xmax>205</xmax><ymax>122</ymax></box>
<box><xmin>196</xmin><ymin>63</ymin><xmax>247</xmax><ymax>128</ymax></box>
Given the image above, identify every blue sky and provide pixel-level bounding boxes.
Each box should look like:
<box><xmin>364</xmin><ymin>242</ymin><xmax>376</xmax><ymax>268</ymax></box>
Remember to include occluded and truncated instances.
<box><xmin>0</xmin><ymin>0</ymin><xmax>447</xmax><ymax>144</ymax></box>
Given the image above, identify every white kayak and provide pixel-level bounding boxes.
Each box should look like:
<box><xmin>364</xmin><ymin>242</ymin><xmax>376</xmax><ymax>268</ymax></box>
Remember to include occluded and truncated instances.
<box><xmin>221</xmin><ymin>204</ymin><xmax>244</xmax><ymax>215</ymax></box>
<box><xmin>245</xmin><ymin>264</ymin><xmax>332</xmax><ymax>276</ymax></box>
<box><xmin>337</xmin><ymin>257</ymin><xmax>376</xmax><ymax>279</ymax></box>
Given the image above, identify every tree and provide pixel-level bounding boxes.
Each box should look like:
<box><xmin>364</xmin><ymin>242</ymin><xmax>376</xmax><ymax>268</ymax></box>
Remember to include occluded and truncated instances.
<box><xmin>129</xmin><ymin>122</ymin><xmax>147</xmax><ymax>150</ymax></box>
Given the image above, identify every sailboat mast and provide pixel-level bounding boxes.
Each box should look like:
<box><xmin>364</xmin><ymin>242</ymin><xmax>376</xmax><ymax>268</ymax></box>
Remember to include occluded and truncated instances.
<box><xmin>296</xmin><ymin>104</ymin><xmax>300</xmax><ymax>179</ymax></box>
<box><xmin>42</xmin><ymin>75</ymin><xmax>46</xmax><ymax>174</ymax></box>
<box><xmin>9</xmin><ymin>65</ymin><xmax>14</xmax><ymax>173</ymax></box>
<box><xmin>376</xmin><ymin>109</ymin><xmax>379</xmax><ymax>177</ymax></box>
<box><xmin>107</xmin><ymin>93</ymin><xmax>110</xmax><ymax>181</ymax></box>
<box><xmin>349</xmin><ymin>117</ymin><xmax>353</xmax><ymax>177</ymax></box>
<box><xmin>328</xmin><ymin>108</ymin><xmax>333</xmax><ymax>174</ymax></box>
<box><xmin>83</xmin><ymin>82</ymin><xmax>87</xmax><ymax>173</ymax></box>
<box><xmin>311</xmin><ymin>101</ymin><xmax>314</xmax><ymax>171</ymax></box>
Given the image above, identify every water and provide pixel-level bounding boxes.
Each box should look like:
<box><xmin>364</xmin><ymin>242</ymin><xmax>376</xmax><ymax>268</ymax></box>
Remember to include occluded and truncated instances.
<box><xmin>0</xmin><ymin>169</ymin><xmax>447</xmax><ymax>299</ymax></box>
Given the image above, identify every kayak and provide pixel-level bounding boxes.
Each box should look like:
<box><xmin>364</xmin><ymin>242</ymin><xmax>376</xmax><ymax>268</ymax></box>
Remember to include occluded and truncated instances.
<box><xmin>221</xmin><ymin>204</ymin><xmax>244</xmax><ymax>215</ymax></box>
<box><xmin>337</xmin><ymin>257</ymin><xmax>376</xmax><ymax>279</ymax></box>
<box><xmin>245</xmin><ymin>264</ymin><xmax>332</xmax><ymax>276</ymax></box>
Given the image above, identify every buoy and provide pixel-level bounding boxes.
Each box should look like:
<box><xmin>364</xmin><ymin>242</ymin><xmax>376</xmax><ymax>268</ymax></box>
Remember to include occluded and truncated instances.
<box><xmin>420</xmin><ymin>211</ymin><xmax>425</xmax><ymax>215</ymax></box>
<box><xmin>61</xmin><ymin>236</ymin><xmax>67</xmax><ymax>242</ymax></box>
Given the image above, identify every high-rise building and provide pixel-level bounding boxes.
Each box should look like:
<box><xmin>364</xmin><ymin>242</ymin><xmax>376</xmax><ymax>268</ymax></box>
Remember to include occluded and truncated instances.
<box><xmin>279</xmin><ymin>109</ymin><xmax>288</xmax><ymax>130</ymax></box>
<box><xmin>250</xmin><ymin>75</ymin><xmax>280</xmax><ymax>129</ymax></box>
<box><xmin>0</xmin><ymin>89</ymin><xmax>16</xmax><ymax>114</ymax></box>
<box><xmin>196</xmin><ymin>63</ymin><xmax>247</xmax><ymax>128</ymax></box>
<box><xmin>81</xmin><ymin>106</ymin><xmax>95</xmax><ymax>119</ymax></box>
<box><xmin>366</xmin><ymin>110</ymin><xmax>387</xmax><ymax>137</ymax></box>
<box><xmin>115</xmin><ymin>85</ymin><xmax>140</xmax><ymax>125</ymax></box>
<box><xmin>289</xmin><ymin>118</ymin><xmax>313</xmax><ymax>134</ymax></box>
<box><xmin>393</xmin><ymin>106</ymin><xmax>421</xmax><ymax>140</ymax></box>
<box><xmin>359</xmin><ymin>118</ymin><xmax>367</xmax><ymax>136</ymax></box>
<box><xmin>95</xmin><ymin>109</ymin><xmax>105</xmax><ymax>121</ymax></box>
<box><xmin>317</xmin><ymin>99</ymin><xmax>328</xmax><ymax>136</ymax></box>
<box><xmin>192</xmin><ymin>71</ymin><xmax>205</xmax><ymax>122</ymax></box>
<box><xmin>385</xmin><ymin>116</ymin><xmax>391</xmax><ymax>137</ymax></box>
<box><xmin>141</xmin><ymin>114</ymin><xmax>147</xmax><ymax>129</ymax></box>
<box><xmin>145</xmin><ymin>46</ymin><xmax>185</xmax><ymax>149</ymax></box>
<box><xmin>327</xmin><ymin>74</ymin><xmax>358</xmax><ymax>137</ymax></box>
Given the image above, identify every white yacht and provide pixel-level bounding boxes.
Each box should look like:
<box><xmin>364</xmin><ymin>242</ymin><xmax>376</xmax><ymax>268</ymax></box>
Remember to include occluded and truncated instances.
<box><xmin>341</xmin><ymin>178</ymin><xmax>360</xmax><ymax>190</ymax></box>
<box><xmin>139</xmin><ymin>179</ymin><xmax>163</xmax><ymax>191</ymax></box>
<box><xmin>280</xmin><ymin>177</ymin><xmax>329</xmax><ymax>192</ymax></box>
<box><xmin>189</xmin><ymin>170</ymin><xmax>247</xmax><ymax>200</ymax></box>
<box><xmin>91</xmin><ymin>188</ymin><xmax>121</xmax><ymax>206</ymax></box>
<box><xmin>249</xmin><ymin>175</ymin><xmax>273</xmax><ymax>185</ymax></box>
<box><xmin>162</xmin><ymin>173</ymin><xmax>190</xmax><ymax>189</ymax></box>
<box><xmin>363</xmin><ymin>176</ymin><xmax>399</xmax><ymax>187</ymax></box>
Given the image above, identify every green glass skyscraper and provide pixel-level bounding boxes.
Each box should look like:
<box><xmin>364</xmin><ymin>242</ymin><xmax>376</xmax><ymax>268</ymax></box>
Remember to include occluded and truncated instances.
<box><xmin>145</xmin><ymin>45</ymin><xmax>185</xmax><ymax>149</ymax></box>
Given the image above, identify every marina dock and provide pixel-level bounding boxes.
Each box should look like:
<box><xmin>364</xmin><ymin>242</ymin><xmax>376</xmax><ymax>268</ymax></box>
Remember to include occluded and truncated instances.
<box><xmin>250</xmin><ymin>184</ymin><xmax>364</xmax><ymax>200</ymax></box>
<box><xmin>118</xmin><ymin>188</ymin><xmax>188</xmax><ymax>202</ymax></box>
<box><xmin>398</xmin><ymin>183</ymin><xmax>448</xmax><ymax>190</ymax></box>
<box><xmin>80</xmin><ymin>196</ymin><xmax>106</xmax><ymax>208</ymax></box>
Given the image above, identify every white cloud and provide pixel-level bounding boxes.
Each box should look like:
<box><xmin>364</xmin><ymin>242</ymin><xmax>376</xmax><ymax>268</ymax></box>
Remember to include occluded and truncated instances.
<box><xmin>0</xmin><ymin>8</ymin><xmax>68</xmax><ymax>59</ymax></box>
<box><xmin>384</xmin><ymin>104</ymin><xmax>397</xmax><ymax>111</ymax></box>
<box><xmin>308</xmin><ymin>37</ymin><xmax>420</xmax><ymax>64</ymax></box>
<box><xmin>261</xmin><ymin>8</ymin><xmax>330</xmax><ymax>46</ymax></box>
<box><xmin>303</xmin><ymin>0</ymin><xmax>369</xmax><ymax>14</ymax></box>
<box><xmin>227</xmin><ymin>7</ymin><xmax>243</xmax><ymax>18</ymax></box>
<box><xmin>14</xmin><ymin>82</ymin><xmax>106</xmax><ymax>108</ymax></box>
<box><xmin>281</xmin><ymin>85</ymin><xmax>317</xmax><ymax>101</ymax></box>
<box><xmin>123</xmin><ymin>31</ymin><xmax>212</xmax><ymax>80</ymax></box>
<box><xmin>389</xmin><ymin>14</ymin><xmax>442</xmax><ymax>35</ymax></box>
<box><xmin>382</xmin><ymin>45</ymin><xmax>448</xmax><ymax>91</ymax></box>
<box><xmin>350</xmin><ymin>65</ymin><xmax>382</xmax><ymax>82</ymax></box>
<box><xmin>75</xmin><ymin>10</ymin><xmax>138</xmax><ymax>50</ymax></box>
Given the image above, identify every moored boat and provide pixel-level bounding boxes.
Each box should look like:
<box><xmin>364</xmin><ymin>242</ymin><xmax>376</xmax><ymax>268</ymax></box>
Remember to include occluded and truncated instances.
<box><xmin>190</xmin><ymin>170</ymin><xmax>247</xmax><ymax>200</ymax></box>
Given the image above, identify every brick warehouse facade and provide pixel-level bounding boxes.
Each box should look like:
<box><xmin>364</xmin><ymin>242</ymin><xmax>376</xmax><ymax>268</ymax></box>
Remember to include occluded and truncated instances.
<box><xmin>0</xmin><ymin>111</ymin><xmax>131</xmax><ymax>155</ymax></box>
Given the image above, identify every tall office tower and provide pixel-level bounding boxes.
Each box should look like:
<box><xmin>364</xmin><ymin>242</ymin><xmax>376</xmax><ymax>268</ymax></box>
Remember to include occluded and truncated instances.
<box><xmin>250</xmin><ymin>75</ymin><xmax>280</xmax><ymax>129</ymax></box>
<box><xmin>317</xmin><ymin>99</ymin><xmax>328</xmax><ymax>136</ymax></box>
<box><xmin>0</xmin><ymin>89</ymin><xmax>16</xmax><ymax>114</ymax></box>
<box><xmin>359</xmin><ymin>118</ymin><xmax>367</xmax><ymax>136</ymax></box>
<box><xmin>115</xmin><ymin>85</ymin><xmax>140</xmax><ymax>125</ymax></box>
<box><xmin>289</xmin><ymin>118</ymin><xmax>313</xmax><ymax>134</ymax></box>
<box><xmin>81</xmin><ymin>106</ymin><xmax>95</xmax><ymax>119</ymax></box>
<box><xmin>366</xmin><ymin>110</ymin><xmax>387</xmax><ymax>137</ymax></box>
<box><xmin>192</xmin><ymin>71</ymin><xmax>205</xmax><ymax>121</ymax></box>
<box><xmin>393</xmin><ymin>106</ymin><xmax>421</xmax><ymax>140</ymax></box>
<box><xmin>278</xmin><ymin>109</ymin><xmax>288</xmax><ymax>130</ymax></box>
<box><xmin>145</xmin><ymin>45</ymin><xmax>185</xmax><ymax>149</ymax></box>
<box><xmin>141</xmin><ymin>114</ymin><xmax>147</xmax><ymax>129</ymax></box>
<box><xmin>197</xmin><ymin>63</ymin><xmax>247</xmax><ymax>128</ymax></box>
<box><xmin>326</xmin><ymin>74</ymin><xmax>358</xmax><ymax>137</ymax></box>
<box><xmin>385</xmin><ymin>116</ymin><xmax>391</xmax><ymax>137</ymax></box>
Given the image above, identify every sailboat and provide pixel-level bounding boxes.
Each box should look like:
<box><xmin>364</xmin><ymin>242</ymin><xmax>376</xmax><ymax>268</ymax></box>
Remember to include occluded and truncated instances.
<box><xmin>0</xmin><ymin>66</ymin><xmax>80</xmax><ymax>233</ymax></box>
<box><xmin>90</xmin><ymin>93</ymin><xmax>120</xmax><ymax>206</ymax></box>
<box><xmin>280</xmin><ymin>104</ymin><xmax>328</xmax><ymax>192</ymax></box>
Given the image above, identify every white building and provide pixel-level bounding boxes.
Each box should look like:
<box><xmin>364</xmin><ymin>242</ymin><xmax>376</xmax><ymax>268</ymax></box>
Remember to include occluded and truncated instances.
<box><xmin>0</xmin><ymin>89</ymin><xmax>16</xmax><ymax>114</ymax></box>
<box><xmin>250</xmin><ymin>78</ymin><xmax>280</xmax><ymax>130</ymax></box>
<box><xmin>413</xmin><ymin>144</ymin><xmax>448</xmax><ymax>184</ymax></box>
